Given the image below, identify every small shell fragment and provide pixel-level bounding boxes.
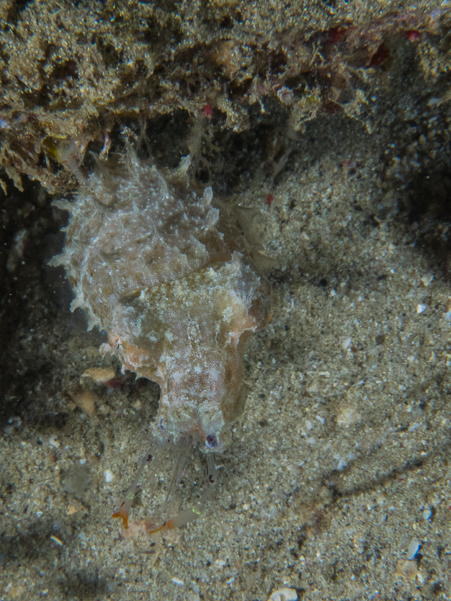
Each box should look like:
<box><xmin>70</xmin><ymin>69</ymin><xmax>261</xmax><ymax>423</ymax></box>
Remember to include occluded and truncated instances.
<box><xmin>395</xmin><ymin>559</ymin><xmax>418</xmax><ymax>579</ymax></box>
<box><xmin>80</xmin><ymin>367</ymin><xmax>115</xmax><ymax>384</ymax></box>
<box><xmin>423</xmin><ymin>507</ymin><xmax>432</xmax><ymax>520</ymax></box>
<box><xmin>73</xmin><ymin>390</ymin><xmax>97</xmax><ymax>416</ymax></box>
<box><xmin>421</xmin><ymin>274</ymin><xmax>434</xmax><ymax>287</ymax></box>
<box><xmin>341</xmin><ymin>336</ymin><xmax>352</xmax><ymax>350</ymax></box>
<box><xmin>407</xmin><ymin>538</ymin><xmax>421</xmax><ymax>560</ymax></box>
<box><xmin>50</xmin><ymin>535</ymin><xmax>63</xmax><ymax>546</ymax></box>
<box><xmin>268</xmin><ymin>589</ymin><xmax>298</xmax><ymax>601</ymax></box>
<box><xmin>104</xmin><ymin>470</ymin><xmax>114</xmax><ymax>483</ymax></box>
<box><xmin>48</xmin><ymin>434</ymin><xmax>60</xmax><ymax>448</ymax></box>
<box><xmin>417</xmin><ymin>304</ymin><xmax>427</xmax><ymax>314</ymax></box>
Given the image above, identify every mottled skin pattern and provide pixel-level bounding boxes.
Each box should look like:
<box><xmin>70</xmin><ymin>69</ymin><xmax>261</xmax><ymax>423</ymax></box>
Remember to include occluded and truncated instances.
<box><xmin>51</xmin><ymin>151</ymin><xmax>268</xmax><ymax>452</ymax></box>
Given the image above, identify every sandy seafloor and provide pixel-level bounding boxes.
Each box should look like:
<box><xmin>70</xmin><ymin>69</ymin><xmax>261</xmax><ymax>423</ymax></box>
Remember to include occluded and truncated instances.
<box><xmin>2</xmin><ymin>50</ymin><xmax>451</xmax><ymax>601</ymax></box>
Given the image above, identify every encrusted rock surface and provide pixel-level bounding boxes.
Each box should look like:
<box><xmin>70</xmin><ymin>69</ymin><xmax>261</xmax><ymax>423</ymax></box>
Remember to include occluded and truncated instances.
<box><xmin>0</xmin><ymin>0</ymin><xmax>449</xmax><ymax>193</ymax></box>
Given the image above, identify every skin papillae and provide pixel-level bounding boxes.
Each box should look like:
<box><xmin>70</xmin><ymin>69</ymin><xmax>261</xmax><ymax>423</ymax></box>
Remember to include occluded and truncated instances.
<box><xmin>50</xmin><ymin>150</ymin><xmax>269</xmax><ymax>528</ymax></box>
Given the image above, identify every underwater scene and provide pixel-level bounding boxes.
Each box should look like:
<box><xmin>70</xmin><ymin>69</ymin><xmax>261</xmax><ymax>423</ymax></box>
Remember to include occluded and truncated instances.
<box><xmin>1</xmin><ymin>1</ymin><xmax>451</xmax><ymax>600</ymax></box>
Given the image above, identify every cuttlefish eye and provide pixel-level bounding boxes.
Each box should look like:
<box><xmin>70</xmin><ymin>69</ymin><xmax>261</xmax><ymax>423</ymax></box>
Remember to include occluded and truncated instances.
<box><xmin>206</xmin><ymin>433</ymin><xmax>218</xmax><ymax>449</ymax></box>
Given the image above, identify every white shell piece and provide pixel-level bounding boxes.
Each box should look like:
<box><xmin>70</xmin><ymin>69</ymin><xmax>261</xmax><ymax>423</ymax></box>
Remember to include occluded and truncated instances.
<box><xmin>268</xmin><ymin>589</ymin><xmax>298</xmax><ymax>601</ymax></box>
<box><xmin>407</xmin><ymin>538</ymin><xmax>421</xmax><ymax>560</ymax></box>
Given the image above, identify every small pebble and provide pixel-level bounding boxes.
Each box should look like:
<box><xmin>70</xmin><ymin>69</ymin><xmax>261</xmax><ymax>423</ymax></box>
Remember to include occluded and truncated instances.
<box><xmin>342</xmin><ymin>337</ymin><xmax>352</xmax><ymax>350</ymax></box>
<box><xmin>215</xmin><ymin>559</ymin><xmax>226</xmax><ymax>567</ymax></box>
<box><xmin>104</xmin><ymin>470</ymin><xmax>114</xmax><ymax>483</ymax></box>
<box><xmin>73</xmin><ymin>390</ymin><xmax>97</xmax><ymax>416</ymax></box>
<box><xmin>423</xmin><ymin>507</ymin><xmax>432</xmax><ymax>520</ymax></box>
<box><xmin>395</xmin><ymin>559</ymin><xmax>417</xmax><ymax>579</ymax></box>
<box><xmin>48</xmin><ymin>435</ymin><xmax>60</xmax><ymax>448</ymax></box>
<box><xmin>337</xmin><ymin>458</ymin><xmax>347</xmax><ymax>471</ymax></box>
<box><xmin>421</xmin><ymin>274</ymin><xmax>434</xmax><ymax>287</ymax></box>
<box><xmin>80</xmin><ymin>367</ymin><xmax>116</xmax><ymax>384</ymax></box>
<box><xmin>407</xmin><ymin>538</ymin><xmax>421</xmax><ymax>560</ymax></box>
<box><xmin>268</xmin><ymin>589</ymin><xmax>298</xmax><ymax>601</ymax></box>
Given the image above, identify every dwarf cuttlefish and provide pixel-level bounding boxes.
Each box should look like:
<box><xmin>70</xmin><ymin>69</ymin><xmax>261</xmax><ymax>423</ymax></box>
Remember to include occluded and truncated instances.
<box><xmin>50</xmin><ymin>149</ymin><xmax>269</xmax><ymax>529</ymax></box>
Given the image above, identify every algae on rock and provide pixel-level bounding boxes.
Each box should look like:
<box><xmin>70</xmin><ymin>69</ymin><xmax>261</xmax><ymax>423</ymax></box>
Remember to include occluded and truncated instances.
<box><xmin>0</xmin><ymin>0</ymin><xmax>449</xmax><ymax>194</ymax></box>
